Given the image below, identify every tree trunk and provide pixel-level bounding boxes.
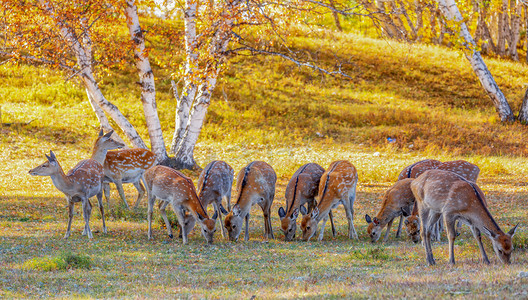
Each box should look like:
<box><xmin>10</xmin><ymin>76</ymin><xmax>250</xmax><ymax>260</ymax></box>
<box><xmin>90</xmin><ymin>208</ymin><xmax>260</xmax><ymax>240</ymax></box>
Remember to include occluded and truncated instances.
<box><xmin>170</xmin><ymin>82</ymin><xmax>196</xmax><ymax>154</ymax></box>
<box><xmin>506</xmin><ymin>0</ymin><xmax>522</xmax><ymax>60</ymax></box>
<box><xmin>329</xmin><ymin>0</ymin><xmax>343</xmax><ymax>31</ymax></box>
<box><xmin>497</xmin><ymin>0</ymin><xmax>509</xmax><ymax>56</ymax></box>
<box><xmin>124</xmin><ymin>0</ymin><xmax>168</xmax><ymax>163</ymax></box>
<box><xmin>436</xmin><ymin>0</ymin><xmax>515</xmax><ymax>122</ymax></box>
<box><xmin>38</xmin><ymin>0</ymin><xmax>147</xmax><ymax>148</ymax></box>
<box><xmin>518</xmin><ymin>87</ymin><xmax>528</xmax><ymax>123</ymax></box>
<box><xmin>362</xmin><ymin>0</ymin><xmax>403</xmax><ymax>39</ymax></box>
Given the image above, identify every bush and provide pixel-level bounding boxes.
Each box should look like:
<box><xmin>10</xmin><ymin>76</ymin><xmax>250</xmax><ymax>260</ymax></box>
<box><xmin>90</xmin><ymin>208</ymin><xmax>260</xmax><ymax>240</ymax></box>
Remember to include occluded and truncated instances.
<box><xmin>22</xmin><ymin>252</ymin><xmax>91</xmax><ymax>271</ymax></box>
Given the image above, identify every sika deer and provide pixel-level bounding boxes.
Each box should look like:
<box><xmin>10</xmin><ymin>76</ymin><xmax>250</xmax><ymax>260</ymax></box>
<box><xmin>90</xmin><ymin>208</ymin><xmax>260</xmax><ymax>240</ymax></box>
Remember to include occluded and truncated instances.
<box><xmin>365</xmin><ymin>178</ymin><xmax>415</xmax><ymax>243</ymax></box>
<box><xmin>28</xmin><ymin>130</ymin><xmax>124</xmax><ymax>239</ymax></box>
<box><xmin>197</xmin><ymin>160</ymin><xmax>234</xmax><ymax>238</ymax></box>
<box><xmin>301</xmin><ymin>160</ymin><xmax>358</xmax><ymax>241</ymax></box>
<box><xmin>145</xmin><ymin>165</ymin><xmax>217</xmax><ymax>244</ymax></box>
<box><xmin>224</xmin><ymin>161</ymin><xmax>276</xmax><ymax>242</ymax></box>
<box><xmin>277</xmin><ymin>163</ymin><xmax>336</xmax><ymax>241</ymax></box>
<box><xmin>411</xmin><ymin>169</ymin><xmax>519</xmax><ymax>265</ymax></box>
<box><xmin>102</xmin><ymin>148</ymin><xmax>156</xmax><ymax>209</ymax></box>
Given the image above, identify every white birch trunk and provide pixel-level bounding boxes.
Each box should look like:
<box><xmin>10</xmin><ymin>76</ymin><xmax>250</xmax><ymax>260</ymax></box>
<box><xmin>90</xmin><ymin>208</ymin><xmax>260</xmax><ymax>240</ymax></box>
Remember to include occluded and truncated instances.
<box><xmin>437</xmin><ymin>0</ymin><xmax>514</xmax><ymax>122</ymax></box>
<box><xmin>519</xmin><ymin>86</ymin><xmax>528</xmax><ymax>123</ymax></box>
<box><xmin>170</xmin><ymin>82</ymin><xmax>196</xmax><ymax>154</ymax></box>
<box><xmin>124</xmin><ymin>0</ymin><xmax>168</xmax><ymax>163</ymax></box>
<box><xmin>506</xmin><ymin>0</ymin><xmax>522</xmax><ymax>60</ymax></box>
<box><xmin>38</xmin><ymin>0</ymin><xmax>147</xmax><ymax>148</ymax></box>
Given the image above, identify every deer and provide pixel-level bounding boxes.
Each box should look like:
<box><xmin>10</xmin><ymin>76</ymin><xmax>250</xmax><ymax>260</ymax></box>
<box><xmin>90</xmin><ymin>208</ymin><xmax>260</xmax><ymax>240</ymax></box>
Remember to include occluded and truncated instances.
<box><xmin>403</xmin><ymin>159</ymin><xmax>481</xmax><ymax>242</ymax></box>
<box><xmin>277</xmin><ymin>163</ymin><xmax>337</xmax><ymax>241</ymax></box>
<box><xmin>300</xmin><ymin>160</ymin><xmax>358</xmax><ymax>241</ymax></box>
<box><xmin>224</xmin><ymin>161</ymin><xmax>276</xmax><ymax>242</ymax></box>
<box><xmin>364</xmin><ymin>178</ymin><xmax>415</xmax><ymax>243</ymax></box>
<box><xmin>197</xmin><ymin>160</ymin><xmax>234</xmax><ymax>239</ymax></box>
<box><xmin>411</xmin><ymin>169</ymin><xmax>519</xmax><ymax>265</ymax></box>
<box><xmin>144</xmin><ymin>165</ymin><xmax>218</xmax><ymax>244</ymax></box>
<box><xmin>28</xmin><ymin>130</ymin><xmax>125</xmax><ymax>239</ymax></box>
<box><xmin>102</xmin><ymin>148</ymin><xmax>156</xmax><ymax>210</ymax></box>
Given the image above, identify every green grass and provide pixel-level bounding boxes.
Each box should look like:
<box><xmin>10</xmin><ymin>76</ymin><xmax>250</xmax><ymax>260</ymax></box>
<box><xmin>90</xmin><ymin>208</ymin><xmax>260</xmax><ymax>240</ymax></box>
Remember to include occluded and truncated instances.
<box><xmin>1</xmin><ymin>26</ymin><xmax>528</xmax><ymax>298</ymax></box>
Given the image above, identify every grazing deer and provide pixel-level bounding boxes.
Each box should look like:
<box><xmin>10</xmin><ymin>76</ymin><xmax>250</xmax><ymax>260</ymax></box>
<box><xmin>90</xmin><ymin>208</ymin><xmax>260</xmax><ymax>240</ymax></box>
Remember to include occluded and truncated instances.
<box><xmin>300</xmin><ymin>160</ymin><xmax>358</xmax><ymax>241</ymax></box>
<box><xmin>411</xmin><ymin>169</ymin><xmax>519</xmax><ymax>265</ymax></box>
<box><xmin>224</xmin><ymin>161</ymin><xmax>276</xmax><ymax>242</ymax></box>
<box><xmin>102</xmin><ymin>148</ymin><xmax>156</xmax><ymax>210</ymax></box>
<box><xmin>404</xmin><ymin>201</ymin><xmax>443</xmax><ymax>243</ymax></box>
<box><xmin>365</xmin><ymin>178</ymin><xmax>415</xmax><ymax>243</ymax></box>
<box><xmin>144</xmin><ymin>165</ymin><xmax>217</xmax><ymax>244</ymax></box>
<box><xmin>28</xmin><ymin>130</ymin><xmax>124</xmax><ymax>239</ymax></box>
<box><xmin>197</xmin><ymin>160</ymin><xmax>234</xmax><ymax>238</ymax></box>
<box><xmin>158</xmin><ymin>201</ymin><xmax>196</xmax><ymax>239</ymax></box>
<box><xmin>436</xmin><ymin>160</ymin><xmax>480</xmax><ymax>182</ymax></box>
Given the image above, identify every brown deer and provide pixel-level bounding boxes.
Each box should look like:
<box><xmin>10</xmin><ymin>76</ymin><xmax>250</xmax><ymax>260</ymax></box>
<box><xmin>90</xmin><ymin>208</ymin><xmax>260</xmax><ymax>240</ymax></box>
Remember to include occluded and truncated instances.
<box><xmin>411</xmin><ymin>169</ymin><xmax>519</xmax><ymax>265</ymax></box>
<box><xmin>224</xmin><ymin>161</ymin><xmax>276</xmax><ymax>242</ymax></box>
<box><xmin>28</xmin><ymin>130</ymin><xmax>124</xmax><ymax>239</ymax></box>
<box><xmin>300</xmin><ymin>160</ymin><xmax>358</xmax><ymax>241</ymax></box>
<box><xmin>365</xmin><ymin>178</ymin><xmax>415</xmax><ymax>243</ymax></box>
<box><xmin>403</xmin><ymin>159</ymin><xmax>481</xmax><ymax>242</ymax></box>
<box><xmin>197</xmin><ymin>160</ymin><xmax>234</xmax><ymax>238</ymax></box>
<box><xmin>277</xmin><ymin>163</ymin><xmax>337</xmax><ymax>241</ymax></box>
<box><xmin>102</xmin><ymin>148</ymin><xmax>156</xmax><ymax>209</ymax></box>
<box><xmin>144</xmin><ymin>165</ymin><xmax>217</xmax><ymax>244</ymax></box>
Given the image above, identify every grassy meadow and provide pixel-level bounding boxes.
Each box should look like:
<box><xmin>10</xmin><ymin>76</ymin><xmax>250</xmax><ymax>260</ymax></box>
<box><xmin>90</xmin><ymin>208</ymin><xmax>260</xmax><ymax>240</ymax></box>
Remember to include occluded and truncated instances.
<box><xmin>1</xmin><ymin>28</ymin><xmax>528</xmax><ymax>298</ymax></box>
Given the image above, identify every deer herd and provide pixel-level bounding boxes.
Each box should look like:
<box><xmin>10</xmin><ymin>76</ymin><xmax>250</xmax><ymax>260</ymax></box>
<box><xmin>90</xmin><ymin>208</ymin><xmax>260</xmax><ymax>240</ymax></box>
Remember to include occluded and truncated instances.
<box><xmin>29</xmin><ymin>130</ymin><xmax>520</xmax><ymax>266</ymax></box>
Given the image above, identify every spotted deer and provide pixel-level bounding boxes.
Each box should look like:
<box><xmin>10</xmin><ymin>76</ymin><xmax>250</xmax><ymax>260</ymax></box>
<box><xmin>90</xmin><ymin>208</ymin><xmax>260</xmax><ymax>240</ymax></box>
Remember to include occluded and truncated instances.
<box><xmin>224</xmin><ymin>161</ymin><xmax>276</xmax><ymax>242</ymax></box>
<box><xmin>277</xmin><ymin>163</ymin><xmax>337</xmax><ymax>241</ymax></box>
<box><xmin>102</xmin><ymin>148</ymin><xmax>156</xmax><ymax>210</ymax></box>
<box><xmin>403</xmin><ymin>159</ymin><xmax>481</xmax><ymax>242</ymax></box>
<box><xmin>364</xmin><ymin>178</ymin><xmax>415</xmax><ymax>243</ymax></box>
<box><xmin>144</xmin><ymin>165</ymin><xmax>217</xmax><ymax>244</ymax></box>
<box><xmin>411</xmin><ymin>169</ymin><xmax>519</xmax><ymax>265</ymax></box>
<box><xmin>28</xmin><ymin>130</ymin><xmax>124</xmax><ymax>239</ymax></box>
<box><xmin>197</xmin><ymin>160</ymin><xmax>234</xmax><ymax>238</ymax></box>
<box><xmin>300</xmin><ymin>160</ymin><xmax>358</xmax><ymax>241</ymax></box>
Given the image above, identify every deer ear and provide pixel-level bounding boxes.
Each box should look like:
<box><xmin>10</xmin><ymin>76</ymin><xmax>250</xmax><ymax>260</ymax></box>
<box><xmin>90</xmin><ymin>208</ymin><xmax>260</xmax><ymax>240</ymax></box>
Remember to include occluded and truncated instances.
<box><xmin>507</xmin><ymin>223</ymin><xmax>519</xmax><ymax>237</ymax></box>
<box><xmin>311</xmin><ymin>207</ymin><xmax>319</xmax><ymax>218</ymax></box>
<box><xmin>373</xmin><ymin>217</ymin><xmax>380</xmax><ymax>225</ymax></box>
<box><xmin>482</xmin><ymin>226</ymin><xmax>497</xmax><ymax>239</ymax></box>
<box><xmin>299</xmin><ymin>205</ymin><xmax>307</xmax><ymax>215</ymax></box>
<box><xmin>278</xmin><ymin>207</ymin><xmax>286</xmax><ymax>219</ymax></box>
<box><xmin>291</xmin><ymin>208</ymin><xmax>299</xmax><ymax>219</ymax></box>
<box><xmin>401</xmin><ymin>207</ymin><xmax>411</xmax><ymax>217</ymax></box>
<box><xmin>103</xmin><ymin>130</ymin><xmax>114</xmax><ymax>138</ymax></box>
<box><xmin>405</xmin><ymin>219</ymin><xmax>410</xmax><ymax>225</ymax></box>
<box><xmin>49</xmin><ymin>151</ymin><xmax>56</xmax><ymax>161</ymax></box>
<box><xmin>212</xmin><ymin>210</ymin><xmax>218</xmax><ymax>221</ymax></box>
<box><xmin>98</xmin><ymin>129</ymin><xmax>104</xmax><ymax>137</ymax></box>
<box><xmin>365</xmin><ymin>214</ymin><xmax>372</xmax><ymax>224</ymax></box>
<box><xmin>219</xmin><ymin>204</ymin><xmax>228</xmax><ymax>215</ymax></box>
<box><xmin>232</xmin><ymin>204</ymin><xmax>241</xmax><ymax>216</ymax></box>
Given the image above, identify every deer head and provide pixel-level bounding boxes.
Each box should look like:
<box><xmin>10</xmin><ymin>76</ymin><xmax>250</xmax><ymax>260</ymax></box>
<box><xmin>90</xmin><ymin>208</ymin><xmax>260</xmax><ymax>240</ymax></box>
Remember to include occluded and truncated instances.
<box><xmin>300</xmin><ymin>207</ymin><xmax>319</xmax><ymax>241</ymax></box>
<box><xmin>483</xmin><ymin>224</ymin><xmax>519</xmax><ymax>264</ymax></box>
<box><xmin>404</xmin><ymin>215</ymin><xmax>421</xmax><ymax>243</ymax></box>
<box><xmin>224</xmin><ymin>204</ymin><xmax>243</xmax><ymax>241</ymax></box>
<box><xmin>279</xmin><ymin>207</ymin><xmax>299</xmax><ymax>241</ymax></box>
<box><xmin>365</xmin><ymin>214</ymin><xmax>383</xmax><ymax>243</ymax></box>
<box><xmin>29</xmin><ymin>151</ymin><xmax>61</xmax><ymax>176</ymax></box>
<box><xmin>197</xmin><ymin>211</ymin><xmax>217</xmax><ymax>244</ymax></box>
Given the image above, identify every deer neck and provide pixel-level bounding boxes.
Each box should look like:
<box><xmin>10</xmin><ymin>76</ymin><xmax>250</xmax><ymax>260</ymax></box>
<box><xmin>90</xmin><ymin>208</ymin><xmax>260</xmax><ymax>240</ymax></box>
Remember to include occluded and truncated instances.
<box><xmin>49</xmin><ymin>162</ymin><xmax>73</xmax><ymax>194</ymax></box>
<box><xmin>91</xmin><ymin>147</ymin><xmax>109</xmax><ymax>165</ymax></box>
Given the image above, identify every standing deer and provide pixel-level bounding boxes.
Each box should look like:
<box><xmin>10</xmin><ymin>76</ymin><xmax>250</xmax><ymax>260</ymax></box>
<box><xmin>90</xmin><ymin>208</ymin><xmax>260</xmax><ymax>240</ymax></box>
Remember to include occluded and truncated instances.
<box><xmin>278</xmin><ymin>163</ymin><xmax>336</xmax><ymax>241</ymax></box>
<box><xmin>365</xmin><ymin>178</ymin><xmax>415</xmax><ymax>243</ymax></box>
<box><xmin>224</xmin><ymin>161</ymin><xmax>276</xmax><ymax>242</ymax></box>
<box><xmin>300</xmin><ymin>160</ymin><xmax>358</xmax><ymax>241</ymax></box>
<box><xmin>402</xmin><ymin>159</ymin><xmax>481</xmax><ymax>242</ymax></box>
<box><xmin>411</xmin><ymin>169</ymin><xmax>519</xmax><ymax>265</ymax></box>
<box><xmin>102</xmin><ymin>148</ymin><xmax>157</xmax><ymax>210</ymax></box>
<box><xmin>197</xmin><ymin>160</ymin><xmax>234</xmax><ymax>238</ymax></box>
<box><xmin>28</xmin><ymin>130</ymin><xmax>124</xmax><ymax>239</ymax></box>
<box><xmin>145</xmin><ymin>165</ymin><xmax>217</xmax><ymax>244</ymax></box>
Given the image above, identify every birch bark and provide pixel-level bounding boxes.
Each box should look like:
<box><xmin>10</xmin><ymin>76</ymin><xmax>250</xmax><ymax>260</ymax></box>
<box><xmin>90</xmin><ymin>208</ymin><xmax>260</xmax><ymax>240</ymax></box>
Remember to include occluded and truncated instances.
<box><xmin>124</xmin><ymin>0</ymin><xmax>168</xmax><ymax>163</ymax></box>
<box><xmin>436</xmin><ymin>0</ymin><xmax>514</xmax><ymax>122</ymax></box>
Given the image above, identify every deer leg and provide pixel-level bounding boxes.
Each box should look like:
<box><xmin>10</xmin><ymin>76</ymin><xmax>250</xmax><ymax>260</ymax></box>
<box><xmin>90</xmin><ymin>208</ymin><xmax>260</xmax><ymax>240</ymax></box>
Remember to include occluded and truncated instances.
<box><xmin>395</xmin><ymin>215</ymin><xmax>404</xmax><ymax>238</ymax></box>
<box><xmin>443</xmin><ymin>214</ymin><xmax>457</xmax><ymax>265</ymax></box>
<box><xmin>96</xmin><ymin>191</ymin><xmax>107</xmax><ymax>234</ymax></box>
<box><xmin>265</xmin><ymin>205</ymin><xmax>274</xmax><ymax>240</ymax></box>
<box><xmin>103</xmin><ymin>182</ymin><xmax>111</xmax><ymax>211</ymax></box>
<box><xmin>132</xmin><ymin>179</ymin><xmax>146</xmax><ymax>209</ymax></box>
<box><xmin>244</xmin><ymin>213</ymin><xmax>250</xmax><ymax>241</ymax></box>
<box><xmin>114</xmin><ymin>178</ymin><xmax>130</xmax><ymax>209</ymax></box>
<box><xmin>65</xmin><ymin>200</ymin><xmax>74</xmax><ymax>239</ymax></box>
<box><xmin>174</xmin><ymin>207</ymin><xmax>188</xmax><ymax>245</ymax></box>
<box><xmin>147</xmin><ymin>194</ymin><xmax>155</xmax><ymax>240</ymax></box>
<box><xmin>420</xmin><ymin>208</ymin><xmax>436</xmax><ymax>265</ymax></box>
<box><xmin>159</xmin><ymin>201</ymin><xmax>173</xmax><ymax>239</ymax></box>
<box><xmin>348</xmin><ymin>190</ymin><xmax>359</xmax><ymax>239</ymax></box>
<box><xmin>471</xmin><ymin>226</ymin><xmax>490</xmax><ymax>264</ymax></box>
<box><xmin>383</xmin><ymin>218</ymin><xmax>394</xmax><ymax>243</ymax></box>
<box><xmin>82</xmin><ymin>199</ymin><xmax>93</xmax><ymax>239</ymax></box>
<box><xmin>225</xmin><ymin>188</ymin><xmax>232</xmax><ymax>211</ymax></box>
<box><xmin>214</xmin><ymin>202</ymin><xmax>228</xmax><ymax>239</ymax></box>
<box><xmin>329</xmin><ymin>210</ymin><xmax>336</xmax><ymax>238</ymax></box>
<box><xmin>318</xmin><ymin>216</ymin><xmax>329</xmax><ymax>241</ymax></box>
